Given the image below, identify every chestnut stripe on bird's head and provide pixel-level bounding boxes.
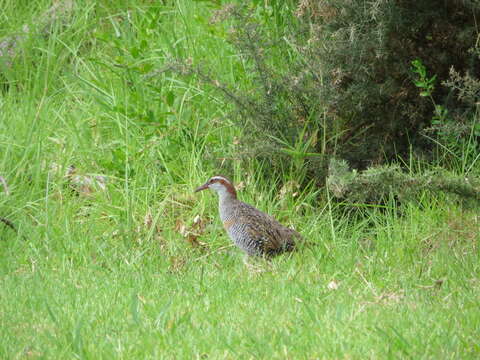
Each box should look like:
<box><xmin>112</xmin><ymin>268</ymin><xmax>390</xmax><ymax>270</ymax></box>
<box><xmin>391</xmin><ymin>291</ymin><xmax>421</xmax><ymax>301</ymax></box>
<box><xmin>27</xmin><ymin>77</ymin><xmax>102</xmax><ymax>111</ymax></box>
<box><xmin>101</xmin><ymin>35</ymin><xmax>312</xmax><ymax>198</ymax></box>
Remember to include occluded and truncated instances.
<box><xmin>195</xmin><ymin>175</ymin><xmax>237</xmax><ymax>198</ymax></box>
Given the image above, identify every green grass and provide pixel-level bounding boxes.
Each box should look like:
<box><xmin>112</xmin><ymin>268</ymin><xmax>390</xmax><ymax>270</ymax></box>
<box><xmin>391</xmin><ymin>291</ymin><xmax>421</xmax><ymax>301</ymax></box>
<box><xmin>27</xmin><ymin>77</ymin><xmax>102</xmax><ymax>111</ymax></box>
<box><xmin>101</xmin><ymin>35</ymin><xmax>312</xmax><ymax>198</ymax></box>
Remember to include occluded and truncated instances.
<box><xmin>1</xmin><ymin>1</ymin><xmax>479</xmax><ymax>358</ymax></box>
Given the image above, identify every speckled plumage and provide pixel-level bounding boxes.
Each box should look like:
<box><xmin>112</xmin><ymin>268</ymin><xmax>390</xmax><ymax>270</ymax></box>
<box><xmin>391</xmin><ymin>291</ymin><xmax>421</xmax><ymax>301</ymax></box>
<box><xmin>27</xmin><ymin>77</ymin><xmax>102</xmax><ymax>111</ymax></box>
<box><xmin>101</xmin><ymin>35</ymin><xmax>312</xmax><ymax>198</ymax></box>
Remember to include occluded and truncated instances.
<box><xmin>195</xmin><ymin>176</ymin><xmax>302</xmax><ymax>257</ymax></box>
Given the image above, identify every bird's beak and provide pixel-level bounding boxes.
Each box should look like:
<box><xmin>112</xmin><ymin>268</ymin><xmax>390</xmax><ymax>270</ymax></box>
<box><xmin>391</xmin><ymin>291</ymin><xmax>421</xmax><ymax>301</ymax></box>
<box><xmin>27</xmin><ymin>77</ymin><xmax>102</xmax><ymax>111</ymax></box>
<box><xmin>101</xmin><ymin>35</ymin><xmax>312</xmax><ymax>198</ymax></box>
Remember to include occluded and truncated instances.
<box><xmin>194</xmin><ymin>183</ymin><xmax>209</xmax><ymax>193</ymax></box>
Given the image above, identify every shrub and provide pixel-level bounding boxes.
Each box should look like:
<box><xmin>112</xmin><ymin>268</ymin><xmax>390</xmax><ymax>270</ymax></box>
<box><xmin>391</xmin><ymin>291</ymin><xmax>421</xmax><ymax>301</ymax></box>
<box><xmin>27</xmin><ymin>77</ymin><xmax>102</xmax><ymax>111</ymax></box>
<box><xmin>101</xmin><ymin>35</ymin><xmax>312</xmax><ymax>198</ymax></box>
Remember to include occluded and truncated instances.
<box><xmin>193</xmin><ymin>1</ymin><xmax>480</xmax><ymax>182</ymax></box>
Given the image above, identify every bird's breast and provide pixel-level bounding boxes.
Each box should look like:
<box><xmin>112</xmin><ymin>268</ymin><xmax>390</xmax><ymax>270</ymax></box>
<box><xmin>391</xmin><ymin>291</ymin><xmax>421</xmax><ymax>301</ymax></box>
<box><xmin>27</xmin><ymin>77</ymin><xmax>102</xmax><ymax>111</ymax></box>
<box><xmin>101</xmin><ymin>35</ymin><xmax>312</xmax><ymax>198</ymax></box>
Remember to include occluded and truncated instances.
<box><xmin>223</xmin><ymin>218</ymin><xmax>235</xmax><ymax>231</ymax></box>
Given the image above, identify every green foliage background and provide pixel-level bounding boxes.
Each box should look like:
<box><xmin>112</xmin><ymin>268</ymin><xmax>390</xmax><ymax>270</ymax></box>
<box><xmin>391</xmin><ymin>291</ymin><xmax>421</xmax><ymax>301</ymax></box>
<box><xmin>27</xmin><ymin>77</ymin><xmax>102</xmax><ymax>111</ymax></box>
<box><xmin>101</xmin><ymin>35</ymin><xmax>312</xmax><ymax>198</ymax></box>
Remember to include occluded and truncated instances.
<box><xmin>0</xmin><ymin>0</ymin><xmax>479</xmax><ymax>358</ymax></box>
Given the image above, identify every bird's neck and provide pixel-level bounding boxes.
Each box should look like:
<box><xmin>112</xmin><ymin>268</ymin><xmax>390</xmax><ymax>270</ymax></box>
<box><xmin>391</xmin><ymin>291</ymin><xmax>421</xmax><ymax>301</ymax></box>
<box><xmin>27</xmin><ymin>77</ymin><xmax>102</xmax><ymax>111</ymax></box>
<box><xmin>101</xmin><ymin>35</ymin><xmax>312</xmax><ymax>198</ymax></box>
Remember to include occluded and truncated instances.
<box><xmin>218</xmin><ymin>189</ymin><xmax>237</xmax><ymax>221</ymax></box>
<box><xmin>217</xmin><ymin>184</ymin><xmax>237</xmax><ymax>210</ymax></box>
<box><xmin>217</xmin><ymin>187</ymin><xmax>237</xmax><ymax>203</ymax></box>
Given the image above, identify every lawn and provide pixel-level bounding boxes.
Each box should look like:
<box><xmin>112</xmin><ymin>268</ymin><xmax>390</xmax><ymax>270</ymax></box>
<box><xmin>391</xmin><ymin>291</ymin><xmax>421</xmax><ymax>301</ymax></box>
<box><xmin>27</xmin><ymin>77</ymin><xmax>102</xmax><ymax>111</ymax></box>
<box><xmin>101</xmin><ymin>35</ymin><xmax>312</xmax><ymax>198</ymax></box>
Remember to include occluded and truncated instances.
<box><xmin>1</xmin><ymin>1</ymin><xmax>479</xmax><ymax>358</ymax></box>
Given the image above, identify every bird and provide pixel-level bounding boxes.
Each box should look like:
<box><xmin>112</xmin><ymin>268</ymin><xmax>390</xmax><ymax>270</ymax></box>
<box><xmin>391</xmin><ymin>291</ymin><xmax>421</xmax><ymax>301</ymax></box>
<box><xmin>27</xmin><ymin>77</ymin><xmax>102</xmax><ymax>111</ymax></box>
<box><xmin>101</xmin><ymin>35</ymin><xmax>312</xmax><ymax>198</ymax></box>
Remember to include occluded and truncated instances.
<box><xmin>194</xmin><ymin>175</ymin><xmax>302</xmax><ymax>257</ymax></box>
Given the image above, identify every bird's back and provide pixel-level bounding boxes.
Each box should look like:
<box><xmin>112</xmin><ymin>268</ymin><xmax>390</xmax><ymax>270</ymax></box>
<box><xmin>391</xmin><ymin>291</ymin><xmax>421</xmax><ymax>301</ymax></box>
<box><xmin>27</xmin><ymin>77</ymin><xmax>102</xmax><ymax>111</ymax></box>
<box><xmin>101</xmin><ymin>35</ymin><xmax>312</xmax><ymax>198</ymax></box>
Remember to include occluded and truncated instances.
<box><xmin>220</xmin><ymin>198</ymin><xmax>302</xmax><ymax>256</ymax></box>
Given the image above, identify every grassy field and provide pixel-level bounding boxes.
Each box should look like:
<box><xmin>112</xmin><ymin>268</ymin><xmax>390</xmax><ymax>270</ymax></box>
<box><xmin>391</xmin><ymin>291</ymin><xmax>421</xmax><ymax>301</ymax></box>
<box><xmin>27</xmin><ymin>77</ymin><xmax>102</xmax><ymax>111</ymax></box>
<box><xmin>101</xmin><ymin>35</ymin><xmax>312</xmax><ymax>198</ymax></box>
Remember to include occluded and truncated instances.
<box><xmin>1</xmin><ymin>1</ymin><xmax>479</xmax><ymax>358</ymax></box>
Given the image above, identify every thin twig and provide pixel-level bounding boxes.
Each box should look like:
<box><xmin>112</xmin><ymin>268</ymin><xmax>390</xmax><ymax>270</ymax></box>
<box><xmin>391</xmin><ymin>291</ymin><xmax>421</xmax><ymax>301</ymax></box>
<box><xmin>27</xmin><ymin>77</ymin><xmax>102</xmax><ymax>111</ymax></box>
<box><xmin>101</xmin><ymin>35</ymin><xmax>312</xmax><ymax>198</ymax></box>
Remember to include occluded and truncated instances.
<box><xmin>193</xmin><ymin>244</ymin><xmax>235</xmax><ymax>262</ymax></box>
<box><xmin>0</xmin><ymin>176</ymin><xmax>9</xmax><ymax>195</ymax></box>
<box><xmin>0</xmin><ymin>217</ymin><xmax>16</xmax><ymax>232</ymax></box>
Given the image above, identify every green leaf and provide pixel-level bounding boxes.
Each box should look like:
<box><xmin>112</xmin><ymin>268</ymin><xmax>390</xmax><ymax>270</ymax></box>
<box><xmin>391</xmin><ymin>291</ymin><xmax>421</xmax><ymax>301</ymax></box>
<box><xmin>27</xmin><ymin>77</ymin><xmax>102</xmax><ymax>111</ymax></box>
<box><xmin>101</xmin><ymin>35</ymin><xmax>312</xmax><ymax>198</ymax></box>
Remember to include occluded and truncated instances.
<box><xmin>130</xmin><ymin>47</ymin><xmax>140</xmax><ymax>59</ymax></box>
<box><xmin>166</xmin><ymin>91</ymin><xmax>175</xmax><ymax>107</ymax></box>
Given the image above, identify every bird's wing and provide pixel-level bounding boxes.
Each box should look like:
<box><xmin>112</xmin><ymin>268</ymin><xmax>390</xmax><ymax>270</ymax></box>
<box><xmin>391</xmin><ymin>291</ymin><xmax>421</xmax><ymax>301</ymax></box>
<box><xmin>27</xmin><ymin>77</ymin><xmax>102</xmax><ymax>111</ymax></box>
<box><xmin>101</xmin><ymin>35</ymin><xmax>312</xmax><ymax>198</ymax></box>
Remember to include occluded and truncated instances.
<box><xmin>237</xmin><ymin>202</ymin><xmax>301</xmax><ymax>253</ymax></box>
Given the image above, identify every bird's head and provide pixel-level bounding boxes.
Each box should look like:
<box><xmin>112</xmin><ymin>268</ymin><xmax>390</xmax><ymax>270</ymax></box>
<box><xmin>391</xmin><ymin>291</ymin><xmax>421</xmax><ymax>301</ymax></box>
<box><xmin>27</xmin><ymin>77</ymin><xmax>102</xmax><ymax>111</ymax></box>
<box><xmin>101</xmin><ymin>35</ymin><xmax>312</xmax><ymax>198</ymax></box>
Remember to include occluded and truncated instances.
<box><xmin>194</xmin><ymin>175</ymin><xmax>237</xmax><ymax>199</ymax></box>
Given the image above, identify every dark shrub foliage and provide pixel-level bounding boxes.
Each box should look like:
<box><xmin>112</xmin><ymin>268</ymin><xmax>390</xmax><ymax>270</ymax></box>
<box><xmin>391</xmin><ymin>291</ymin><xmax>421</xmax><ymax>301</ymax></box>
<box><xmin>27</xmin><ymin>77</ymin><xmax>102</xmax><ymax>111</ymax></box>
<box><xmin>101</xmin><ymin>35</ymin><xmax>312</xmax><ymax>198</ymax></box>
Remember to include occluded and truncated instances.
<box><xmin>305</xmin><ymin>0</ymin><xmax>480</xmax><ymax>169</ymax></box>
<box><xmin>200</xmin><ymin>1</ymin><xmax>480</xmax><ymax>181</ymax></box>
